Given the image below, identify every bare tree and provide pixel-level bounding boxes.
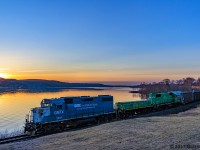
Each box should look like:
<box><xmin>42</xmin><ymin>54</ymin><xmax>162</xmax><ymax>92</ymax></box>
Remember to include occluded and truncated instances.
<box><xmin>197</xmin><ymin>78</ymin><xmax>200</xmax><ymax>86</ymax></box>
<box><xmin>184</xmin><ymin>77</ymin><xmax>195</xmax><ymax>86</ymax></box>
<box><xmin>138</xmin><ymin>77</ymin><xmax>199</xmax><ymax>95</ymax></box>
<box><xmin>162</xmin><ymin>79</ymin><xmax>171</xmax><ymax>91</ymax></box>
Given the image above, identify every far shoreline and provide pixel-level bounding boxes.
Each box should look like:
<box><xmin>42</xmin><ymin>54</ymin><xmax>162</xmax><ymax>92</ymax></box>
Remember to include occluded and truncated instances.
<box><xmin>0</xmin><ymin>86</ymin><xmax>135</xmax><ymax>94</ymax></box>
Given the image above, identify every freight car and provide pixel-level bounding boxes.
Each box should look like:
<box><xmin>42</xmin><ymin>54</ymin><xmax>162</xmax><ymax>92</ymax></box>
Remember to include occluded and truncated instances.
<box><xmin>24</xmin><ymin>90</ymin><xmax>200</xmax><ymax>135</ymax></box>
<box><xmin>171</xmin><ymin>90</ymin><xmax>200</xmax><ymax>104</ymax></box>
<box><xmin>194</xmin><ymin>91</ymin><xmax>200</xmax><ymax>101</ymax></box>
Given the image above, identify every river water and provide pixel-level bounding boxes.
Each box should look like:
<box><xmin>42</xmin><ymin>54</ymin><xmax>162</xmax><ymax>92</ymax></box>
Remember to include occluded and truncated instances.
<box><xmin>0</xmin><ymin>87</ymin><xmax>142</xmax><ymax>133</ymax></box>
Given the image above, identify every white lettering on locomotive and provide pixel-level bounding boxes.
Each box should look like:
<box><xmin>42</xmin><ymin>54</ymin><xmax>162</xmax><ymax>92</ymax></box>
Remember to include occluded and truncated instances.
<box><xmin>54</xmin><ymin>110</ymin><xmax>64</xmax><ymax>115</ymax></box>
<box><xmin>74</xmin><ymin>104</ymin><xmax>81</xmax><ymax>108</ymax></box>
<box><xmin>74</xmin><ymin>104</ymin><xmax>97</xmax><ymax>109</ymax></box>
<box><xmin>56</xmin><ymin>116</ymin><xmax>62</xmax><ymax>120</ymax></box>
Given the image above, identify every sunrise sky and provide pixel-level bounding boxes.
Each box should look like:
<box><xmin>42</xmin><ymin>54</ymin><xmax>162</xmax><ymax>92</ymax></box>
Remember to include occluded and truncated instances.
<box><xmin>1</xmin><ymin>0</ymin><xmax>200</xmax><ymax>84</ymax></box>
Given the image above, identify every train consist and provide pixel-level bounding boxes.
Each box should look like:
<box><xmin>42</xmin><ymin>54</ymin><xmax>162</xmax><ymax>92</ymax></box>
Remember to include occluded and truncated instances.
<box><xmin>24</xmin><ymin>90</ymin><xmax>200</xmax><ymax>134</ymax></box>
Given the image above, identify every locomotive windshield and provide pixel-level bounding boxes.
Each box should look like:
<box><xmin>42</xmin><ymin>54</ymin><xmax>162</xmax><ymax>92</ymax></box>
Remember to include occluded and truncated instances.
<box><xmin>41</xmin><ymin>99</ymin><xmax>52</xmax><ymax>107</ymax></box>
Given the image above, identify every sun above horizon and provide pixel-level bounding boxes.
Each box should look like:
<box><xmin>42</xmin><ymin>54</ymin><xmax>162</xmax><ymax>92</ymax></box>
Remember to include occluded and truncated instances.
<box><xmin>0</xmin><ymin>73</ymin><xmax>9</xmax><ymax>78</ymax></box>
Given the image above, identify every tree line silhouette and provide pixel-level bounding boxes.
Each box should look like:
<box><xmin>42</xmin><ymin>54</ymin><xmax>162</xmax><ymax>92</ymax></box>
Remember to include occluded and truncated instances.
<box><xmin>139</xmin><ymin>77</ymin><xmax>200</xmax><ymax>95</ymax></box>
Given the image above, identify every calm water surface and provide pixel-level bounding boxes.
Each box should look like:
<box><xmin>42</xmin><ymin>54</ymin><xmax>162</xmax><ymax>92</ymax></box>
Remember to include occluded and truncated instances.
<box><xmin>0</xmin><ymin>87</ymin><xmax>141</xmax><ymax>133</ymax></box>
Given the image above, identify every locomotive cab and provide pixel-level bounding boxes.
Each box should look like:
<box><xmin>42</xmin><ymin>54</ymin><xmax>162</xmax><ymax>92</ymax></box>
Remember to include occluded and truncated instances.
<box><xmin>24</xmin><ymin>99</ymin><xmax>52</xmax><ymax>134</ymax></box>
<box><xmin>30</xmin><ymin>99</ymin><xmax>52</xmax><ymax>123</ymax></box>
<box><xmin>32</xmin><ymin>107</ymin><xmax>50</xmax><ymax>123</ymax></box>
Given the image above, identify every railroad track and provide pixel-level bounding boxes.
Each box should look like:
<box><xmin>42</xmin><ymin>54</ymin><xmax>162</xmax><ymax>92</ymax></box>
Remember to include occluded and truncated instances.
<box><xmin>0</xmin><ymin>125</ymin><xmax>101</xmax><ymax>145</ymax></box>
<box><xmin>0</xmin><ymin>127</ymin><xmax>79</xmax><ymax>145</ymax></box>
<box><xmin>0</xmin><ymin>134</ymin><xmax>38</xmax><ymax>145</ymax></box>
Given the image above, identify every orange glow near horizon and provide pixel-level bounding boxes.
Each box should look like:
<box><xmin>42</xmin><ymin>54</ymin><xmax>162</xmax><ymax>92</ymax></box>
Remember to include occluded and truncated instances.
<box><xmin>1</xmin><ymin>67</ymin><xmax>200</xmax><ymax>83</ymax></box>
<box><xmin>3</xmin><ymin>70</ymin><xmax>200</xmax><ymax>84</ymax></box>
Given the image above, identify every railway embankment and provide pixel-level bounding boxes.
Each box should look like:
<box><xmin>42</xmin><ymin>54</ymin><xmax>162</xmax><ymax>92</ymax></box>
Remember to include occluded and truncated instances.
<box><xmin>1</xmin><ymin>102</ymin><xmax>200</xmax><ymax>150</ymax></box>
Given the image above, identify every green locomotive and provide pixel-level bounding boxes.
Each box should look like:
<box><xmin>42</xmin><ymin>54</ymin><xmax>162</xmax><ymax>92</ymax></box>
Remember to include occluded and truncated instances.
<box><xmin>149</xmin><ymin>92</ymin><xmax>180</xmax><ymax>106</ymax></box>
<box><xmin>115</xmin><ymin>92</ymin><xmax>181</xmax><ymax>117</ymax></box>
<box><xmin>116</xmin><ymin>100</ymin><xmax>152</xmax><ymax>111</ymax></box>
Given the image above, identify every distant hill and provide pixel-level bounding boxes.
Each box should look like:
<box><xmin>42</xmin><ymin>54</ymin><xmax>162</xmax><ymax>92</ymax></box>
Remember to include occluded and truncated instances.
<box><xmin>0</xmin><ymin>78</ymin><xmax>112</xmax><ymax>89</ymax></box>
<box><xmin>0</xmin><ymin>78</ymin><xmax>113</xmax><ymax>93</ymax></box>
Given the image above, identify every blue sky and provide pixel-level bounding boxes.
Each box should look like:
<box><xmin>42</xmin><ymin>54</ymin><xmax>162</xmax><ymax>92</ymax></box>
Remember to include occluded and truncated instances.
<box><xmin>0</xmin><ymin>0</ymin><xmax>200</xmax><ymax>83</ymax></box>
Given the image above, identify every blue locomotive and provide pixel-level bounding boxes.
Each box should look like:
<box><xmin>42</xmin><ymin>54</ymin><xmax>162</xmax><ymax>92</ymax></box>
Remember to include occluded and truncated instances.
<box><xmin>25</xmin><ymin>95</ymin><xmax>114</xmax><ymax>134</ymax></box>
